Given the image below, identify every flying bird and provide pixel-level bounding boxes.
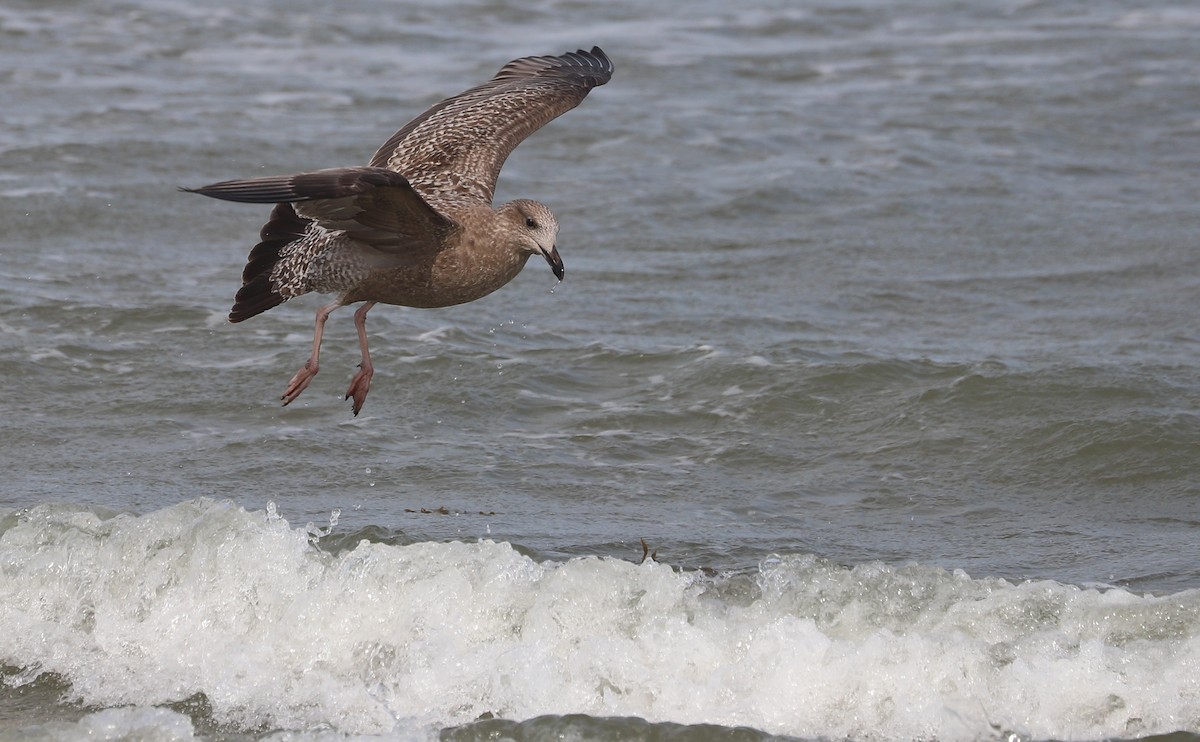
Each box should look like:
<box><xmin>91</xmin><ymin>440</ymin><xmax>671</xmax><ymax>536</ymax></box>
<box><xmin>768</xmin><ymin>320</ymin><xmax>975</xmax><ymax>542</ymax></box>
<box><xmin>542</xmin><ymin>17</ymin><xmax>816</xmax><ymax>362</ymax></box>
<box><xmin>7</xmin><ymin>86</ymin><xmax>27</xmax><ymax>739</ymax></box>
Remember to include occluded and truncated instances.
<box><xmin>185</xmin><ymin>47</ymin><xmax>613</xmax><ymax>414</ymax></box>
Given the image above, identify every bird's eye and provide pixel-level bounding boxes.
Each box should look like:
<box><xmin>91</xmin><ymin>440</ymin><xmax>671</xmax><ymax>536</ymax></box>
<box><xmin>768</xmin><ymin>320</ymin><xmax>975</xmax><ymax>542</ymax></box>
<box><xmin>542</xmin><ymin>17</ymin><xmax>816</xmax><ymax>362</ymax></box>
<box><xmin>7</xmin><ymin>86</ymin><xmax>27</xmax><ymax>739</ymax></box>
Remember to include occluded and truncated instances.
<box><xmin>525</xmin><ymin>217</ymin><xmax>538</xmax><ymax>229</ymax></box>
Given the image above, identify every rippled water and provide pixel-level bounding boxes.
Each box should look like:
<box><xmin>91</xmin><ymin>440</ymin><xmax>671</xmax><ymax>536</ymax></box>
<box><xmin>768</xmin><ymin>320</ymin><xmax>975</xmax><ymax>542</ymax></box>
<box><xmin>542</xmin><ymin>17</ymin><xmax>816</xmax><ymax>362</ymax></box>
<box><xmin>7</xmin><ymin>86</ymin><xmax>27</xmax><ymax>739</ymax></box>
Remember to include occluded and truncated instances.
<box><xmin>2</xmin><ymin>0</ymin><xmax>1199</xmax><ymax>740</ymax></box>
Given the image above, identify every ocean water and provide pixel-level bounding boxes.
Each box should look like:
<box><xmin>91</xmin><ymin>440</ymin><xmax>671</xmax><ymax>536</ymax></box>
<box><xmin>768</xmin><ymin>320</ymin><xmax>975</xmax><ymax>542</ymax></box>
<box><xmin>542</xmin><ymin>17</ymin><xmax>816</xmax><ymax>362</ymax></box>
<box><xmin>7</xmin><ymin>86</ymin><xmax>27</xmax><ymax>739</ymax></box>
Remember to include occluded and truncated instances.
<box><xmin>1</xmin><ymin>0</ymin><xmax>1198</xmax><ymax>740</ymax></box>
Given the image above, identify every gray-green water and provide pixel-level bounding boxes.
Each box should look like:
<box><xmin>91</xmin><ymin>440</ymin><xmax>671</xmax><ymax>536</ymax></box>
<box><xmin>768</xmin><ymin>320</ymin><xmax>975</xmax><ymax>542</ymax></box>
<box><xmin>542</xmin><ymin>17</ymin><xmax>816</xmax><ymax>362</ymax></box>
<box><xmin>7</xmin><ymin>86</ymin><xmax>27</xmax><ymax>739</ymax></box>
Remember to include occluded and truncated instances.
<box><xmin>1</xmin><ymin>1</ymin><xmax>1198</xmax><ymax>740</ymax></box>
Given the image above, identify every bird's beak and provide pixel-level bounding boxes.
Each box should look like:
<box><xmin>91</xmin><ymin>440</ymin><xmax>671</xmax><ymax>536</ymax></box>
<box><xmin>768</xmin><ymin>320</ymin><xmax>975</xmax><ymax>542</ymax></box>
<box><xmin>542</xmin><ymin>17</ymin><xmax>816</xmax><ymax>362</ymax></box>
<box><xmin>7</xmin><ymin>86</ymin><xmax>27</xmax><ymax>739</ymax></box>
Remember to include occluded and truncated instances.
<box><xmin>542</xmin><ymin>245</ymin><xmax>565</xmax><ymax>281</ymax></box>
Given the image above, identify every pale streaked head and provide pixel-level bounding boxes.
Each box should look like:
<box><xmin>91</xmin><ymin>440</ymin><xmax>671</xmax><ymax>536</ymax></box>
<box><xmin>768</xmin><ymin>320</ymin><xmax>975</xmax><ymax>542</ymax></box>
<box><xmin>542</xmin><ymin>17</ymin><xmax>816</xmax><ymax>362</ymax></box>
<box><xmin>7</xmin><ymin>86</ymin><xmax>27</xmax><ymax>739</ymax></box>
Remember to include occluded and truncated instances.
<box><xmin>503</xmin><ymin>199</ymin><xmax>563</xmax><ymax>280</ymax></box>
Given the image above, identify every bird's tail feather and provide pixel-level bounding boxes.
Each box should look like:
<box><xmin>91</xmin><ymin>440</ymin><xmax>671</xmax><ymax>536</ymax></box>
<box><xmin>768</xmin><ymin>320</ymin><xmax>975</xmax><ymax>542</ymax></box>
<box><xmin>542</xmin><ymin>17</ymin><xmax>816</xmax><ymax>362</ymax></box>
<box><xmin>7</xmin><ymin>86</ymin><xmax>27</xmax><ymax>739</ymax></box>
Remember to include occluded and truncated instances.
<box><xmin>228</xmin><ymin>203</ymin><xmax>310</xmax><ymax>323</ymax></box>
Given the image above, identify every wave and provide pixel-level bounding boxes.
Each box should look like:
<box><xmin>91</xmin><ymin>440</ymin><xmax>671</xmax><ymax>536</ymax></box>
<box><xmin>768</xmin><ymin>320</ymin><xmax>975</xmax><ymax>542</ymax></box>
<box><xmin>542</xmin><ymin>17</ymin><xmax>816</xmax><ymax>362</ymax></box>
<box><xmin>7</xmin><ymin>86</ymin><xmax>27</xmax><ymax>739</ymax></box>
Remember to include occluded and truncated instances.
<box><xmin>1</xmin><ymin>498</ymin><xmax>1197</xmax><ymax>741</ymax></box>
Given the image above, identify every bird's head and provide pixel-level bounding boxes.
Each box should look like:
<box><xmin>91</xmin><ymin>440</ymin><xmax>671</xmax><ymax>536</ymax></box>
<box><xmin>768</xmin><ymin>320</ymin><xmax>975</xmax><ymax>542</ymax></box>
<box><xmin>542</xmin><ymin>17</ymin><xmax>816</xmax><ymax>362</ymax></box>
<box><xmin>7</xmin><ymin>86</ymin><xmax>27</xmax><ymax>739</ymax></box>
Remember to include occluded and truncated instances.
<box><xmin>504</xmin><ymin>199</ymin><xmax>563</xmax><ymax>280</ymax></box>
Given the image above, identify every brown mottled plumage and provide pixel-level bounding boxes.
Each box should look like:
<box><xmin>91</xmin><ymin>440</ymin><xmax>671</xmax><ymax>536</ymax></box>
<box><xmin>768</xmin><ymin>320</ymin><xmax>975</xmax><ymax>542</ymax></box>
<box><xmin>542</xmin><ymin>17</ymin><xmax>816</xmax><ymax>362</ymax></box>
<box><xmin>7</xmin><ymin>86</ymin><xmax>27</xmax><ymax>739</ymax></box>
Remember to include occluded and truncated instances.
<box><xmin>184</xmin><ymin>47</ymin><xmax>613</xmax><ymax>414</ymax></box>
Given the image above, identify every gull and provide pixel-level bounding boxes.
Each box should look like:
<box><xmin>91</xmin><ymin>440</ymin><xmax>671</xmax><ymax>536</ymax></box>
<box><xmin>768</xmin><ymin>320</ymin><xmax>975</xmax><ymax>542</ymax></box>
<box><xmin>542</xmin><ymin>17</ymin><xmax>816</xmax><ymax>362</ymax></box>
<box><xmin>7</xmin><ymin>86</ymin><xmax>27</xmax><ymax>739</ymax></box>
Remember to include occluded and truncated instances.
<box><xmin>185</xmin><ymin>47</ymin><xmax>613</xmax><ymax>414</ymax></box>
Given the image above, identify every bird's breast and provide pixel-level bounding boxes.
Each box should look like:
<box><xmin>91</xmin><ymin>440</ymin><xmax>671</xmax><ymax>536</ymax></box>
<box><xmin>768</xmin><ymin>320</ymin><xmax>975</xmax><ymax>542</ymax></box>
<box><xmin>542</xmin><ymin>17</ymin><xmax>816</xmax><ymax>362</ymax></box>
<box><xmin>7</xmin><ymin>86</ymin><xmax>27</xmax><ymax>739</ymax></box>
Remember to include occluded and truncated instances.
<box><xmin>345</xmin><ymin>242</ymin><xmax>531</xmax><ymax>309</ymax></box>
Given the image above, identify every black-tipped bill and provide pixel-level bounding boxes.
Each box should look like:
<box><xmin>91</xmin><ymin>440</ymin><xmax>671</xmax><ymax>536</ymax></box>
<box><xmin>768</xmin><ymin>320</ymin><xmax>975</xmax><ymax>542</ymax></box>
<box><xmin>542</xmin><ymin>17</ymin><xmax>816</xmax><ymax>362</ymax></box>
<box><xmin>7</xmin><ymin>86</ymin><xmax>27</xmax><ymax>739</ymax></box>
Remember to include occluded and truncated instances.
<box><xmin>543</xmin><ymin>246</ymin><xmax>565</xmax><ymax>280</ymax></box>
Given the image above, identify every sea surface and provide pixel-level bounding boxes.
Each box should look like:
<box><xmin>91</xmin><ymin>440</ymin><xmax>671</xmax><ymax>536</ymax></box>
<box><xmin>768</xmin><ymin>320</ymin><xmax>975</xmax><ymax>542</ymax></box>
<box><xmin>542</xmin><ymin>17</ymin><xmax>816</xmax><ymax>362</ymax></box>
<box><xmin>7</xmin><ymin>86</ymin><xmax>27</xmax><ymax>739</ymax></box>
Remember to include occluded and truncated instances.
<box><xmin>1</xmin><ymin>0</ymin><xmax>1198</xmax><ymax>740</ymax></box>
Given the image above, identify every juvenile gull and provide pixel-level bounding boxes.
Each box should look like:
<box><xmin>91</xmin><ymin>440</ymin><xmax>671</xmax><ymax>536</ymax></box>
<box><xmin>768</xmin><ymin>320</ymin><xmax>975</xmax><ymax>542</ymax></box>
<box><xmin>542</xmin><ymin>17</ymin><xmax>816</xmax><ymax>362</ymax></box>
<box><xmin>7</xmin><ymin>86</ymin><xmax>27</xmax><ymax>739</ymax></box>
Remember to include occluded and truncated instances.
<box><xmin>185</xmin><ymin>47</ymin><xmax>613</xmax><ymax>414</ymax></box>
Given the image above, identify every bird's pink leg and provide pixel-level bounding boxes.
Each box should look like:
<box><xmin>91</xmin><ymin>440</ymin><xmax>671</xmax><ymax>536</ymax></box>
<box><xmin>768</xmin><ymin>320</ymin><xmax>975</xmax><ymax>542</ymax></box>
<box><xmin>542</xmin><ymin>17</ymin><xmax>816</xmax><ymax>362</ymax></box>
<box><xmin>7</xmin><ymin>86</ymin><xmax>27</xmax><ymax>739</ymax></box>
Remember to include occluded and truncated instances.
<box><xmin>345</xmin><ymin>301</ymin><xmax>377</xmax><ymax>416</ymax></box>
<box><xmin>282</xmin><ymin>301</ymin><xmax>340</xmax><ymax>407</ymax></box>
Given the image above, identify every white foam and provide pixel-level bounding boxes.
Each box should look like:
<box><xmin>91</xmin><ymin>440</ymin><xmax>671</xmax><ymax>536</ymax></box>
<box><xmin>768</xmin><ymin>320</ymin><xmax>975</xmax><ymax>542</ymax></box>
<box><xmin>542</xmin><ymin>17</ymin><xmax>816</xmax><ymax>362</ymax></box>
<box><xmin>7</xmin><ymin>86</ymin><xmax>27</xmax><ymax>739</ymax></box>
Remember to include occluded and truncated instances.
<box><xmin>14</xmin><ymin>707</ymin><xmax>198</xmax><ymax>742</ymax></box>
<box><xmin>415</xmin><ymin>326</ymin><xmax>453</xmax><ymax>343</ymax></box>
<box><xmin>0</xmin><ymin>187</ymin><xmax>63</xmax><ymax>198</ymax></box>
<box><xmin>1</xmin><ymin>500</ymin><xmax>1197</xmax><ymax>740</ymax></box>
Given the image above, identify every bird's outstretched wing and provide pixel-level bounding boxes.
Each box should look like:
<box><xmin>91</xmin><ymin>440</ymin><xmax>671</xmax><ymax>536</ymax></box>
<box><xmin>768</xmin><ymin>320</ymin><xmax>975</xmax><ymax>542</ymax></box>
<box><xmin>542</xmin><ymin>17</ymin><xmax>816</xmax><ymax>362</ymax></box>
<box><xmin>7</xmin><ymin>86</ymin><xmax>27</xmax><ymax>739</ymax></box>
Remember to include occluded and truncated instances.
<box><xmin>369</xmin><ymin>46</ymin><xmax>613</xmax><ymax>208</ymax></box>
<box><xmin>182</xmin><ymin>166</ymin><xmax>455</xmax><ymax>250</ymax></box>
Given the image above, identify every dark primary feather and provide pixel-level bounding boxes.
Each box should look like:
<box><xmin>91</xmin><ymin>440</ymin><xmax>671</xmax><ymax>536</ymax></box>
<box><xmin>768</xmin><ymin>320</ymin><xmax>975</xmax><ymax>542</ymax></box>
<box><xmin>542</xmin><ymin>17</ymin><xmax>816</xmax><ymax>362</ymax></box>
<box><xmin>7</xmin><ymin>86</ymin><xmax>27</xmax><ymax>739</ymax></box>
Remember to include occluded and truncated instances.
<box><xmin>183</xmin><ymin>166</ymin><xmax>456</xmax><ymax>250</ymax></box>
<box><xmin>181</xmin><ymin>166</ymin><xmax>415</xmax><ymax>203</ymax></box>
<box><xmin>490</xmin><ymin>46</ymin><xmax>614</xmax><ymax>85</ymax></box>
